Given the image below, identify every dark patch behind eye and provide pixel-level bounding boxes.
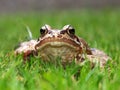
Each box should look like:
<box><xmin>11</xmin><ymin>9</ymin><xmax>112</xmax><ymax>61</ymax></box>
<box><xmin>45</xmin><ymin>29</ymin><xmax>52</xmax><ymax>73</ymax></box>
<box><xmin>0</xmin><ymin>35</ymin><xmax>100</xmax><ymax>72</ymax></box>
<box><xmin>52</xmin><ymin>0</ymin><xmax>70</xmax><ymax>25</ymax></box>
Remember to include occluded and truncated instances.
<box><xmin>60</xmin><ymin>30</ymin><xmax>66</xmax><ymax>34</ymax></box>
<box><xmin>76</xmin><ymin>37</ymin><xmax>80</xmax><ymax>42</ymax></box>
<box><xmin>37</xmin><ymin>38</ymin><xmax>39</xmax><ymax>41</ymax></box>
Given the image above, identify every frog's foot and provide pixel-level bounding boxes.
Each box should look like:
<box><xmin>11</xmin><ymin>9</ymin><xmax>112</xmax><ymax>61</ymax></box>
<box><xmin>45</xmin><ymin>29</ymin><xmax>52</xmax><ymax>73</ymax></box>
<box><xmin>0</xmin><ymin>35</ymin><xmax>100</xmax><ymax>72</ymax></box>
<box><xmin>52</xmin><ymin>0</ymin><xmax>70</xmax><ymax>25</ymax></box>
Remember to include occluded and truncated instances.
<box><xmin>23</xmin><ymin>50</ymin><xmax>38</xmax><ymax>62</ymax></box>
<box><xmin>86</xmin><ymin>48</ymin><xmax>111</xmax><ymax>68</ymax></box>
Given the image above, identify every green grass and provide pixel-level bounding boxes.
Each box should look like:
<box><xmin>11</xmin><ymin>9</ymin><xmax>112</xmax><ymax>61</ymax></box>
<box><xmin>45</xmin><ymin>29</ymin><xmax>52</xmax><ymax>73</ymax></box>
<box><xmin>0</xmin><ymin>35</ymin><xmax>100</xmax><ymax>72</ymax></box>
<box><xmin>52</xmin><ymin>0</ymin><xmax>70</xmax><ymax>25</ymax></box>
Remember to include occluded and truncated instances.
<box><xmin>0</xmin><ymin>10</ymin><xmax>120</xmax><ymax>90</ymax></box>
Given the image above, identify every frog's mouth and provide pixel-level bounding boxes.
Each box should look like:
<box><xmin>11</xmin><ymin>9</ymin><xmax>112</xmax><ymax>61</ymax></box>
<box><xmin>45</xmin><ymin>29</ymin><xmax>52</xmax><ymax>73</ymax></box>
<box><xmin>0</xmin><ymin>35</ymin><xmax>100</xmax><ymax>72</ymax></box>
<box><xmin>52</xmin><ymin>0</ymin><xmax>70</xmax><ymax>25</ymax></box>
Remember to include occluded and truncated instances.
<box><xmin>35</xmin><ymin>37</ymin><xmax>81</xmax><ymax>50</ymax></box>
<box><xmin>35</xmin><ymin>37</ymin><xmax>82</xmax><ymax>62</ymax></box>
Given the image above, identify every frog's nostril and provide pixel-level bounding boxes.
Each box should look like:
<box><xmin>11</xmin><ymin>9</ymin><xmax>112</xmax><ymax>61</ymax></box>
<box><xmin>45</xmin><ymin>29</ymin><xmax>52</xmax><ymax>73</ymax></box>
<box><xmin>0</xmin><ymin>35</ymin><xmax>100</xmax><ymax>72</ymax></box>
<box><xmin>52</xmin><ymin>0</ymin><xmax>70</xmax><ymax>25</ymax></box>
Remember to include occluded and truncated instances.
<box><xmin>57</xmin><ymin>34</ymin><xmax>62</xmax><ymax>38</ymax></box>
<box><xmin>48</xmin><ymin>31</ymin><xmax>52</xmax><ymax>34</ymax></box>
<box><xmin>52</xmin><ymin>35</ymin><xmax>55</xmax><ymax>38</ymax></box>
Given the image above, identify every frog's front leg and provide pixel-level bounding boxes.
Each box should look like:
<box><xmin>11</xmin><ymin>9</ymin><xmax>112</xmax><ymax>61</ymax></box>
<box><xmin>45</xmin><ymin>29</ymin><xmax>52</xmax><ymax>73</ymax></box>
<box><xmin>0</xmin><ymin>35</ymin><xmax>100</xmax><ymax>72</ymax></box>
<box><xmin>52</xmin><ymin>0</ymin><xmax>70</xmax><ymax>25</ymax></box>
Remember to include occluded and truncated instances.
<box><xmin>14</xmin><ymin>40</ymin><xmax>38</xmax><ymax>62</ymax></box>
<box><xmin>22</xmin><ymin>50</ymin><xmax>38</xmax><ymax>62</ymax></box>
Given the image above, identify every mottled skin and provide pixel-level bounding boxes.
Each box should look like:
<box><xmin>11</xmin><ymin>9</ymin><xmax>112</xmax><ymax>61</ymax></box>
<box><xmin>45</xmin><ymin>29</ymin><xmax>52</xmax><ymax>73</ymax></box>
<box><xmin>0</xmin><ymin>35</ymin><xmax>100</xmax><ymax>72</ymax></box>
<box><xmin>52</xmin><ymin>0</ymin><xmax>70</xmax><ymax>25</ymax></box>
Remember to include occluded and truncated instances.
<box><xmin>15</xmin><ymin>25</ymin><xmax>111</xmax><ymax>68</ymax></box>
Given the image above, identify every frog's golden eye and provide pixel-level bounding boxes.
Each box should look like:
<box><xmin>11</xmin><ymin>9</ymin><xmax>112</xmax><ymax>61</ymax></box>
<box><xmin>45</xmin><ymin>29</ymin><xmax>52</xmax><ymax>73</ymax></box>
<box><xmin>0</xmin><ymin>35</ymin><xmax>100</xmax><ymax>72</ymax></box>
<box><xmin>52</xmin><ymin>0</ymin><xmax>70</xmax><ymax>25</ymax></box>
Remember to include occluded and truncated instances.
<box><xmin>67</xmin><ymin>28</ymin><xmax>75</xmax><ymax>35</ymax></box>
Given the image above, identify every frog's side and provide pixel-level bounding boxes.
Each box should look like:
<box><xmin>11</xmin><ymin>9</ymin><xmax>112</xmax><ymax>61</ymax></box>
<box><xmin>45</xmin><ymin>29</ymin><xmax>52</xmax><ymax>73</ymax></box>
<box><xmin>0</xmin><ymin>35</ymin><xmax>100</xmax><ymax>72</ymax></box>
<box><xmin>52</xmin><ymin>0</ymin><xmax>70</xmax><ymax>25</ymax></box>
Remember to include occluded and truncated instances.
<box><xmin>15</xmin><ymin>25</ymin><xmax>111</xmax><ymax>68</ymax></box>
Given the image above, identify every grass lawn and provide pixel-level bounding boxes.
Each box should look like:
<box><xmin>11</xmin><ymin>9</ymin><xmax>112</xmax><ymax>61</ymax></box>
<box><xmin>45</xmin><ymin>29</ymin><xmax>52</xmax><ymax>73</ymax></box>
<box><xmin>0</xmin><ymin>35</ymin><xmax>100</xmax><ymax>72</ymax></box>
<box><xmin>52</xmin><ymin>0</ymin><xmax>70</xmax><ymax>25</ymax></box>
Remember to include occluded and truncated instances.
<box><xmin>0</xmin><ymin>10</ymin><xmax>120</xmax><ymax>90</ymax></box>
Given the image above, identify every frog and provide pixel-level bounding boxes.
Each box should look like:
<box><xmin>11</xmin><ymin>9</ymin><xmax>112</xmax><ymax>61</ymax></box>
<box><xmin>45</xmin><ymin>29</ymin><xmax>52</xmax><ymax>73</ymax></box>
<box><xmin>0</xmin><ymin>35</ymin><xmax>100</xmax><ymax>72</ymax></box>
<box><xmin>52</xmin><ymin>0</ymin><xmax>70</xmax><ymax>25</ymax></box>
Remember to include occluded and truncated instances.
<box><xmin>14</xmin><ymin>24</ymin><xmax>111</xmax><ymax>68</ymax></box>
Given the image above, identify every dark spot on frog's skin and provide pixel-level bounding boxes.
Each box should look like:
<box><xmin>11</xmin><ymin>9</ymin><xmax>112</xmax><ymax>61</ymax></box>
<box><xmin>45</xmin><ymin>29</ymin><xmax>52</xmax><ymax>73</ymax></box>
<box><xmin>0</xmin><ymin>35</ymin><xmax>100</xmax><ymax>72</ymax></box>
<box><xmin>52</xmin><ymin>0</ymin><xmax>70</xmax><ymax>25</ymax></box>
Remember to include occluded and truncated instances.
<box><xmin>57</xmin><ymin>34</ymin><xmax>62</xmax><ymax>38</ymax></box>
<box><xmin>76</xmin><ymin>55</ymin><xmax>85</xmax><ymax>62</ymax></box>
<box><xmin>76</xmin><ymin>38</ymin><xmax>80</xmax><ymax>43</ymax></box>
<box><xmin>52</xmin><ymin>35</ymin><xmax>55</xmax><ymax>38</ymax></box>
<box><xmin>68</xmin><ymin>34</ymin><xmax>76</xmax><ymax>39</ymax></box>
<box><xmin>48</xmin><ymin>31</ymin><xmax>52</xmax><ymax>34</ymax></box>
<box><xmin>86</xmin><ymin>48</ymin><xmax>93</xmax><ymax>55</ymax></box>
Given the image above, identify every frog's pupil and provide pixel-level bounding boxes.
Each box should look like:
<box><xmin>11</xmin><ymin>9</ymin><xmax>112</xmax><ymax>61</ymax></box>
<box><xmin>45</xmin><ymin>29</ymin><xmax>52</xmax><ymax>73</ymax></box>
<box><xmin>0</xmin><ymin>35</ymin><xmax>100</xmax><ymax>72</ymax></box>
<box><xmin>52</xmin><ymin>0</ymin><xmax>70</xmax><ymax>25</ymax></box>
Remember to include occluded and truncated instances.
<box><xmin>69</xmin><ymin>29</ymin><xmax>75</xmax><ymax>35</ymax></box>
<box><xmin>40</xmin><ymin>29</ymin><xmax>46</xmax><ymax>34</ymax></box>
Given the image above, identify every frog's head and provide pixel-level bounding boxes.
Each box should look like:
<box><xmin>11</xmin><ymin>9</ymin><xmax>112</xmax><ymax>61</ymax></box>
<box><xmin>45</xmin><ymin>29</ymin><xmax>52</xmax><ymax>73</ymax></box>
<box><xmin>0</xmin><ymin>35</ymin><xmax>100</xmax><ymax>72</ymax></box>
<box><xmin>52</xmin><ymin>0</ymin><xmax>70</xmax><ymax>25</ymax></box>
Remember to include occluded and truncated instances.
<box><xmin>35</xmin><ymin>24</ymin><xmax>82</xmax><ymax>62</ymax></box>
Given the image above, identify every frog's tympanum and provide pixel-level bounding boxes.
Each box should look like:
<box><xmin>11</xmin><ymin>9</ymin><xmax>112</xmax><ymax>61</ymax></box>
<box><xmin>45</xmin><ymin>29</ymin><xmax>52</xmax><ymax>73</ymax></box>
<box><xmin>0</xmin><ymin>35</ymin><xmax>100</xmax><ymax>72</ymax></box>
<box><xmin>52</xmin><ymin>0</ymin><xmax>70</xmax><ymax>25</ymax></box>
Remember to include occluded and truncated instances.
<box><xmin>15</xmin><ymin>25</ymin><xmax>111</xmax><ymax>68</ymax></box>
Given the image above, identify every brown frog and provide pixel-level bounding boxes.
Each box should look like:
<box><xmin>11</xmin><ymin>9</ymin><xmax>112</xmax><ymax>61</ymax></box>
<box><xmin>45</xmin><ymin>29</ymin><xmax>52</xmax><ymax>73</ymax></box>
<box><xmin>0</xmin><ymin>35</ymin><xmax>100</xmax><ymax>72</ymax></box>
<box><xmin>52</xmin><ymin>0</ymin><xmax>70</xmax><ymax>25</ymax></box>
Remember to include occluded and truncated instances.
<box><xmin>15</xmin><ymin>25</ymin><xmax>111</xmax><ymax>68</ymax></box>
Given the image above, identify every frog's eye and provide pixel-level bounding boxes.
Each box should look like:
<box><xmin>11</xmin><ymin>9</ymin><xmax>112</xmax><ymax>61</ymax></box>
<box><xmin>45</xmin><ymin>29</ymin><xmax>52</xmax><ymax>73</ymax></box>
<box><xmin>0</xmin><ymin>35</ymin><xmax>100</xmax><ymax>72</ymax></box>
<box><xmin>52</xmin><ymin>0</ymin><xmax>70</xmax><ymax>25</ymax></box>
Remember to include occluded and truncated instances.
<box><xmin>40</xmin><ymin>24</ymin><xmax>51</xmax><ymax>35</ymax></box>
<box><xmin>67</xmin><ymin>28</ymin><xmax>75</xmax><ymax>35</ymax></box>
<box><xmin>63</xmin><ymin>25</ymin><xmax>75</xmax><ymax>35</ymax></box>
<box><xmin>40</xmin><ymin>28</ymin><xmax>47</xmax><ymax>35</ymax></box>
